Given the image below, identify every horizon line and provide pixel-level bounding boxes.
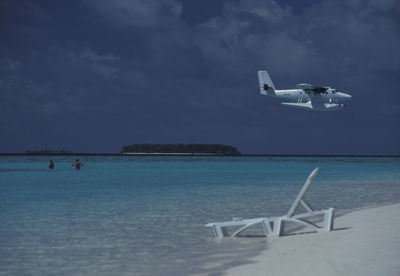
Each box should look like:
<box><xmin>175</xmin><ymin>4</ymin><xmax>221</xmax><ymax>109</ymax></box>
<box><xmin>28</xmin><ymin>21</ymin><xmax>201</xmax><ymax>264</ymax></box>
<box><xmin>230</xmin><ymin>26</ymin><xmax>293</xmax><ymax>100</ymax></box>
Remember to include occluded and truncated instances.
<box><xmin>0</xmin><ymin>153</ymin><xmax>399</xmax><ymax>157</ymax></box>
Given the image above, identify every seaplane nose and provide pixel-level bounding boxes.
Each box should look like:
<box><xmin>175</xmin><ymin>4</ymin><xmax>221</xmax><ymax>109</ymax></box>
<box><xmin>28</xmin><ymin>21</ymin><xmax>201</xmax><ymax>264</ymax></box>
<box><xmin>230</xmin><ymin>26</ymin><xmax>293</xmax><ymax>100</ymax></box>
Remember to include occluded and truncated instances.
<box><xmin>338</xmin><ymin>92</ymin><xmax>352</xmax><ymax>100</ymax></box>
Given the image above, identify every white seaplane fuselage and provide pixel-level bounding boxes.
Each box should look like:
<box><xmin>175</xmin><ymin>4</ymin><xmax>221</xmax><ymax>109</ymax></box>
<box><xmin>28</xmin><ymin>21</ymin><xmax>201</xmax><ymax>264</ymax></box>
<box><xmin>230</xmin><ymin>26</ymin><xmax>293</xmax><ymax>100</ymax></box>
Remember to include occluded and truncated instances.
<box><xmin>273</xmin><ymin>88</ymin><xmax>352</xmax><ymax>110</ymax></box>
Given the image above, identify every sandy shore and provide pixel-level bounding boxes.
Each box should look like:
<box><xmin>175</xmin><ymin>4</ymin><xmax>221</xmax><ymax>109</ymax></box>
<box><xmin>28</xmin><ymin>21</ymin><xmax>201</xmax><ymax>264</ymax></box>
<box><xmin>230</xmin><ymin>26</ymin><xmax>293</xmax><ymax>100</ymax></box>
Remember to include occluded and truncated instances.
<box><xmin>225</xmin><ymin>204</ymin><xmax>400</xmax><ymax>276</ymax></box>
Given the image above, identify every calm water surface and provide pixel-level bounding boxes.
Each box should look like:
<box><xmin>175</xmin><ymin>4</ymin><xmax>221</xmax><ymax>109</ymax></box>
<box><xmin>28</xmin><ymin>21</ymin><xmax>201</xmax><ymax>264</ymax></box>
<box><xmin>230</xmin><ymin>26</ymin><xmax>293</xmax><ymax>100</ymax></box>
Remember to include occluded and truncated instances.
<box><xmin>1</xmin><ymin>156</ymin><xmax>399</xmax><ymax>275</ymax></box>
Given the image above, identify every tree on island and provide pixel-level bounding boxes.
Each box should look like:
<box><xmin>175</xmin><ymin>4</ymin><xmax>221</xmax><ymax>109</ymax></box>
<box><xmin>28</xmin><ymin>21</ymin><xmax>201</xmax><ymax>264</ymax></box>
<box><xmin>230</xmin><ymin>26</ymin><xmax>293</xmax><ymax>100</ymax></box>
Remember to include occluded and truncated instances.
<box><xmin>121</xmin><ymin>144</ymin><xmax>241</xmax><ymax>155</ymax></box>
<box><xmin>25</xmin><ymin>149</ymin><xmax>73</xmax><ymax>154</ymax></box>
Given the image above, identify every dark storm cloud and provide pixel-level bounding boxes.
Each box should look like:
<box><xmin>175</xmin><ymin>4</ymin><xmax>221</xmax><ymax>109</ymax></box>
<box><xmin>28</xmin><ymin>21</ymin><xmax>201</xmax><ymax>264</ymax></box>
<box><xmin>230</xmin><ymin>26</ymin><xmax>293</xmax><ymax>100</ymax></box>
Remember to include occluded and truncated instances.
<box><xmin>195</xmin><ymin>0</ymin><xmax>400</xmax><ymax>82</ymax></box>
<box><xmin>1</xmin><ymin>0</ymin><xmax>399</xmax><ymax>153</ymax></box>
<box><xmin>83</xmin><ymin>0</ymin><xmax>183</xmax><ymax>30</ymax></box>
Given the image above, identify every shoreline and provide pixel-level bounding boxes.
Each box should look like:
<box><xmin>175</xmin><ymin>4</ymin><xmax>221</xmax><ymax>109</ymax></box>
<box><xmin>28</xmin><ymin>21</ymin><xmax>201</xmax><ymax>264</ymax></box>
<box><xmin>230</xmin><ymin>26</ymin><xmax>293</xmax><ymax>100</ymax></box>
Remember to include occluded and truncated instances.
<box><xmin>0</xmin><ymin>153</ymin><xmax>399</xmax><ymax>157</ymax></box>
<box><xmin>223</xmin><ymin>203</ymin><xmax>400</xmax><ymax>276</ymax></box>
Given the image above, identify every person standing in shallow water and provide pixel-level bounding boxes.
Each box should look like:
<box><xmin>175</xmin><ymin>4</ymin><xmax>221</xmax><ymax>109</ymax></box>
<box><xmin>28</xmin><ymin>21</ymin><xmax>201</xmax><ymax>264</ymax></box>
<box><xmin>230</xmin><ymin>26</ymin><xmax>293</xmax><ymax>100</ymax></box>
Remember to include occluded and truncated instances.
<box><xmin>72</xmin><ymin>159</ymin><xmax>84</xmax><ymax>170</ymax></box>
<box><xmin>48</xmin><ymin>160</ymin><xmax>55</xmax><ymax>169</ymax></box>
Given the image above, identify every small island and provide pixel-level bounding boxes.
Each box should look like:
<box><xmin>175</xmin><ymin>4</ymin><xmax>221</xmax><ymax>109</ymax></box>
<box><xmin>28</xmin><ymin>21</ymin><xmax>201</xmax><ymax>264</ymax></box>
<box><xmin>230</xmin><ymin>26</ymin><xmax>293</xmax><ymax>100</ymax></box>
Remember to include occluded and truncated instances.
<box><xmin>25</xmin><ymin>149</ymin><xmax>73</xmax><ymax>155</ymax></box>
<box><xmin>121</xmin><ymin>144</ymin><xmax>241</xmax><ymax>155</ymax></box>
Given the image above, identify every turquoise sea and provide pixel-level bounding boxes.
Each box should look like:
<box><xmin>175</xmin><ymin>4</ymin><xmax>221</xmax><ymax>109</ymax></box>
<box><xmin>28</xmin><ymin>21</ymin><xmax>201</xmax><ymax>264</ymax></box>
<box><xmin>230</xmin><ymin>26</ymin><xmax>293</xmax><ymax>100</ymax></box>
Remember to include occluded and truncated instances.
<box><xmin>1</xmin><ymin>156</ymin><xmax>400</xmax><ymax>275</ymax></box>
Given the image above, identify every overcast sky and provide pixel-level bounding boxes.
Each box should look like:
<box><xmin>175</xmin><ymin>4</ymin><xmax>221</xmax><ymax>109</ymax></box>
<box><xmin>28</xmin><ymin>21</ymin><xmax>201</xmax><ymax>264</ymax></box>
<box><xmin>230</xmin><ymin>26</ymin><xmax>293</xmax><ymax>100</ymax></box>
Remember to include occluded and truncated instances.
<box><xmin>1</xmin><ymin>0</ymin><xmax>399</xmax><ymax>154</ymax></box>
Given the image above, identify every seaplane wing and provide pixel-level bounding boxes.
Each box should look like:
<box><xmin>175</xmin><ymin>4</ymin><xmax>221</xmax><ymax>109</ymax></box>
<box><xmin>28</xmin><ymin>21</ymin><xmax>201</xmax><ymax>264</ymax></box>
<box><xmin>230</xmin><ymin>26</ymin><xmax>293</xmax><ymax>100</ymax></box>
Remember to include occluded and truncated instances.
<box><xmin>296</xmin><ymin>83</ymin><xmax>313</xmax><ymax>90</ymax></box>
<box><xmin>296</xmin><ymin>83</ymin><xmax>328</xmax><ymax>94</ymax></box>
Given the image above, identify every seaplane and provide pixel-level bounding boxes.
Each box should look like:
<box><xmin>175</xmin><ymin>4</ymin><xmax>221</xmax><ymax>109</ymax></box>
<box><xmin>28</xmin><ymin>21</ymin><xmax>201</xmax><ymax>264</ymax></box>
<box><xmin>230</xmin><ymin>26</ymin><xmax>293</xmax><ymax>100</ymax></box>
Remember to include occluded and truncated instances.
<box><xmin>258</xmin><ymin>70</ymin><xmax>352</xmax><ymax>111</ymax></box>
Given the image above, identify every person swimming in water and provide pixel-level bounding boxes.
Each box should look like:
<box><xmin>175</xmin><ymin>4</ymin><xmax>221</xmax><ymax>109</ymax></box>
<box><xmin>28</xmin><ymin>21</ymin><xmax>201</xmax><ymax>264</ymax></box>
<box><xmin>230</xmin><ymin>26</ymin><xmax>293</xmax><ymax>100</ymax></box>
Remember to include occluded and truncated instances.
<box><xmin>72</xmin><ymin>159</ymin><xmax>84</xmax><ymax>170</ymax></box>
<box><xmin>48</xmin><ymin>160</ymin><xmax>55</xmax><ymax>169</ymax></box>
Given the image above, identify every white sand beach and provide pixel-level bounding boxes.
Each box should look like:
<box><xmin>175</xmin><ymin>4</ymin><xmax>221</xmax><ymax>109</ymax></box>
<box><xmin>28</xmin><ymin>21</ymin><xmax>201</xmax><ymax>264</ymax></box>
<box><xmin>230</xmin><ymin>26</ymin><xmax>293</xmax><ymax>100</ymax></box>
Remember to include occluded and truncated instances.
<box><xmin>226</xmin><ymin>204</ymin><xmax>400</xmax><ymax>276</ymax></box>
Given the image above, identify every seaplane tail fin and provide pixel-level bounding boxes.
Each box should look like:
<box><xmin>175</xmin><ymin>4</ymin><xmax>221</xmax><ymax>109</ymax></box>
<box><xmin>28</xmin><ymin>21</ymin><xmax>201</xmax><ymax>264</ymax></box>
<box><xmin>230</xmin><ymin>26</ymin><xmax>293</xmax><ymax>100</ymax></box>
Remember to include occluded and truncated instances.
<box><xmin>258</xmin><ymin>71</ymin><xmax>276</xmax><ymax>96</ymax></box>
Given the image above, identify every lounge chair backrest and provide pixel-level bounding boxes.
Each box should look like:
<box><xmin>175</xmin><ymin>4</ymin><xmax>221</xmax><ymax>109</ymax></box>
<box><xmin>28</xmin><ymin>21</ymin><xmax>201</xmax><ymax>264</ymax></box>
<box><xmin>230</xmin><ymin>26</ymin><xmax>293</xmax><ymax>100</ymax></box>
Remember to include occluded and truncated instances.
<box><xmin>286</xmin><ymin>167</ymin><xmax>319</xmax><ymax>217</ymax></box>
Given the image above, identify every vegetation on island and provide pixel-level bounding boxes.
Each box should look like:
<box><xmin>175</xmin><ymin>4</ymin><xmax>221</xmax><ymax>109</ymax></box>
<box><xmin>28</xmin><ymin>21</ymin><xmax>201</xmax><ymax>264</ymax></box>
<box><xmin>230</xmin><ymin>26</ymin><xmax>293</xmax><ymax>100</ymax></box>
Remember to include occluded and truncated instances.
<box><xmin>121</xmin><ymin>144</ymin><xmax>241</xmax><ymax>155</ymax></box>
<box><xmin>25</xmin><ymin>149</ymin><xmax>73</xmax><ymax>154</ymax></box>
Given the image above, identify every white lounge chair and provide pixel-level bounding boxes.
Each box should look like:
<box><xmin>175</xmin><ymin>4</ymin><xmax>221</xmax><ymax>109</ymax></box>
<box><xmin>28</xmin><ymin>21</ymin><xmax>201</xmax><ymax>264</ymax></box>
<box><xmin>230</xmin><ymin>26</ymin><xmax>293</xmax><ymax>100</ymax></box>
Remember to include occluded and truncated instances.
<box><xmin>206</xmin><ymin>167</ymin><xmax>334</xmax><ymax>238</ymax></box>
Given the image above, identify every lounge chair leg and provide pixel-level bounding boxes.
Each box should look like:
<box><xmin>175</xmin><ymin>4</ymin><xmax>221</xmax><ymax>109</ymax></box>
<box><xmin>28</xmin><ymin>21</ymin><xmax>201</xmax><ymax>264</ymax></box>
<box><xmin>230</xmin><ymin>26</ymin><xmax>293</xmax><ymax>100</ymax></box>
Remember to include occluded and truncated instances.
<box><xmin>211</xmin><ymin>225</ymin><xmax>225</xmax><ymax>238</ymax></box>
<box><xmin>216</xmin><ymin>226</ymin><xmax>224</xmax><ymax>238</ymax></box>
<box><xmin>278</xmin><ymin>218</ymin><xmax>285</xmax><ymax>236</ymax></box>
<box><xmin>262</xmin><ymin>220</ymin><xmax>273</xmax><ymax>236</ymax></box>
<box><xmin>323</xmin><ymin>208</ymin><xmax>335</xmax><ymax>231</ymax></box>
<box><xmin>271</xmin><ymin>218</ymin><xmax>285</xmax><ymax>236</ymax></box>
